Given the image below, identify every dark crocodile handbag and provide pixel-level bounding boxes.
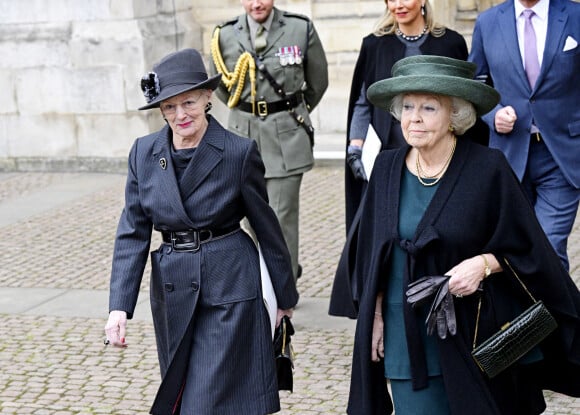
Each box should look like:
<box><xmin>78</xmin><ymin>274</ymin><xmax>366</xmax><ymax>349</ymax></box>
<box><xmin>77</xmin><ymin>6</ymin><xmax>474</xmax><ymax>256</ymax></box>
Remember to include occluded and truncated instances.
<box><xmin>471</xmin><ymin>259</ymin><xmax>557</xmax><ymax>378</ymax></box>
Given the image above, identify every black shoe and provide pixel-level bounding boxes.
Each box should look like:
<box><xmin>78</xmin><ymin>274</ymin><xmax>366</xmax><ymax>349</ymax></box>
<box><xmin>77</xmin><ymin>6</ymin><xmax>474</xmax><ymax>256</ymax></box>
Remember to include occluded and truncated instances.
<box><xmin>296</xmin><ymin>264</ymin><xmax>302</xmax><ymax>280</ymax></box>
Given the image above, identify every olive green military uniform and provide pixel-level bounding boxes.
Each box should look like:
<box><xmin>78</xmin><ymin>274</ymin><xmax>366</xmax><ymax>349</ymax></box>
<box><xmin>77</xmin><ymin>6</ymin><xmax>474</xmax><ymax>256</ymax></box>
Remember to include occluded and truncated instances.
<box><xmin>210</xmin><ymin>7</ymin><xmax>328</xmax><ymax>279</ymax></box>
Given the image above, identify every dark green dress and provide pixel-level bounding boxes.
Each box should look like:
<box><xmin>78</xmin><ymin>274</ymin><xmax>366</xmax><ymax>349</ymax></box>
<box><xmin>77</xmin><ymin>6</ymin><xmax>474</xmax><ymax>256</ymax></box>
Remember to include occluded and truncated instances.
<box><xmin>382</xmin><ymin>167</ymin><xmax>450</xmax><ymax>414</ymax></box>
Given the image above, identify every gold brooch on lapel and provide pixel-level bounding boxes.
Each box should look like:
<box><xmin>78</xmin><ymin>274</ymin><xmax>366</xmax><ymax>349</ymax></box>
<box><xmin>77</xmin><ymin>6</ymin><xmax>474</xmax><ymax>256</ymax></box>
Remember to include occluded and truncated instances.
<box><xmin>159</xmin><ymin>158</ymin><xmax>167</xmax><ymax>170</ymax></box>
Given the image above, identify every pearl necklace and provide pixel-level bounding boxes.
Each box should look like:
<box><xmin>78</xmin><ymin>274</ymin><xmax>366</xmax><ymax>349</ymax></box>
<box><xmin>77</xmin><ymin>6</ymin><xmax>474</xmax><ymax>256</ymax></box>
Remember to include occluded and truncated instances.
<box><xmin>415</xmin><ymin>136</ymin><xmax>457</xmax><ymax>187</ymax></box>
<box><xmin>396</xmin><ymin>25</ymin><xmax>428</xmax><ymax>42</ymax></box>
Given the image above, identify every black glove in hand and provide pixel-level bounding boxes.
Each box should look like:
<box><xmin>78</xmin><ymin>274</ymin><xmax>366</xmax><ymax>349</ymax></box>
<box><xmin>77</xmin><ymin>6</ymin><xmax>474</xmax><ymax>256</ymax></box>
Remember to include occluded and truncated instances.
<box><xmin>425</xmin><ymin>279</ymin><xmax>457</xmax><ymax>340</ymax></box>
<box><xmin>406</xmin><ymin>275</ymin><xmax>457</xmax><ymax>339</ymax></box>
<box><xmin>406</xmin><ymin>275</ymin><xmax>448</xmax><ymax>307</ymax></box>
<box><xmin>347</xmin><ymin>145</ymin><xmax>367</xmax><ymax>181</ymax></box>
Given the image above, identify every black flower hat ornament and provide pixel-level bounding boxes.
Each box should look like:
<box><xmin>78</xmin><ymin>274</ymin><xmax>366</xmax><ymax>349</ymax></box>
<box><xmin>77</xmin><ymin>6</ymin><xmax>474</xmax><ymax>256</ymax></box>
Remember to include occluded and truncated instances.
<box><xmin>141</xmin><ymin>72</ymin><xmax>161</xmax><ymax>104</ymax></box>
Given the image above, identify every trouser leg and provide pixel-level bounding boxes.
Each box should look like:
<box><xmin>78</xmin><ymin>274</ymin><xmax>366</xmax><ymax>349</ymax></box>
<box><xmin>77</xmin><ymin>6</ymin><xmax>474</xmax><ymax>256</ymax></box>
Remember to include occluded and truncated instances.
<box><xmin>266</xmin><ymin>174</ymin><xmax>303</xmax><ymax>280</ymax></box>
<box><xmin>522</xmin><ymin>139</ymin><xmax>580</xmax><ymax>271</ymax></box>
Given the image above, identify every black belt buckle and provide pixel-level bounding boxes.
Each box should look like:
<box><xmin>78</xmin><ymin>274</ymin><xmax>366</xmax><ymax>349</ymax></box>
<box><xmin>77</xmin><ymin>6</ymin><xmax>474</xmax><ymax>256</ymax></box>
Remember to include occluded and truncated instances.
<box><xmin>257</xmin><ymin>100</ymin><xmax>268</xmax><ymax>117</ymax></box>
<box><xmin>170</xmin><ymin>230</ymin><xmax>213</xmax><ymax>252</ymax></box>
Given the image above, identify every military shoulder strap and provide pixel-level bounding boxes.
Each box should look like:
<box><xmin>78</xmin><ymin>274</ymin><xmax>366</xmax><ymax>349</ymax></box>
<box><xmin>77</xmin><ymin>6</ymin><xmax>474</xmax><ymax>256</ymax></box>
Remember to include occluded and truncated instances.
<box><xmin>216</xmin><ymin>17</ymin><xmax>238</xmax><ymax>29</ymax></box>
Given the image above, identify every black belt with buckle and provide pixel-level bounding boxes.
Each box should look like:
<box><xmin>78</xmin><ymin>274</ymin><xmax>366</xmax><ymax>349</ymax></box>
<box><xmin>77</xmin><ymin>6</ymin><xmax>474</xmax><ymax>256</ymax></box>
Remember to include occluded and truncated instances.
<box><xmin>531</xmin><ymin>132</ymin><xmax>542</xmax><ymax>142</ymax></box>
<box><xmin>237</xmin><ymin>92</ymin><xmax>303</xmax><ymax>117</ymax></box>
<box><xmin>161</xmin><ymin>225</ymin><xmax>240</xmax><ymax>252</ymax></box>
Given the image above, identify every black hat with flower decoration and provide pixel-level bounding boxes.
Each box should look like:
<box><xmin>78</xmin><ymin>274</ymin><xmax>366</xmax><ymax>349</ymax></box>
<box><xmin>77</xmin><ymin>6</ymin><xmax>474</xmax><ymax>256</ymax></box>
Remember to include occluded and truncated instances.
<box><xmin>138</xmin><ymin>48</ymin><xmax>222</xmax><ymax>110</ymax></box>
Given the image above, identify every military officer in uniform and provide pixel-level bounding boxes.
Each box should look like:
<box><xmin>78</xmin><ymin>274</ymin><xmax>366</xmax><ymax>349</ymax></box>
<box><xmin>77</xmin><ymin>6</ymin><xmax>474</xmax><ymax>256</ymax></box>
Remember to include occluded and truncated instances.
<box><xmin>209</xmin><ymin>0</ymin><xmax>328</xmax><ymax>281</ymax></box>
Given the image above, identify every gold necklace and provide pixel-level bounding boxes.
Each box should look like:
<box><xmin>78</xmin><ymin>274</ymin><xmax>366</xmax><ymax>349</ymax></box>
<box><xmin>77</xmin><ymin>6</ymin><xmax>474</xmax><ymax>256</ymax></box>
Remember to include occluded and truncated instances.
<box><xmin>415</xmin><ymin>136</ymin><xmax>457</xmax><ymax>187</ymax></box>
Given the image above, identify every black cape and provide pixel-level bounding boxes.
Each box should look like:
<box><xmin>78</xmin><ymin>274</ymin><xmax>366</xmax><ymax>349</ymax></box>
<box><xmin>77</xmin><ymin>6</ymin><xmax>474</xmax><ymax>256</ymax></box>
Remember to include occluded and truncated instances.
<box><xmin>334</xmin><ymin>140</ymin><xmax>580</xmax><ymax>414</ymax></box>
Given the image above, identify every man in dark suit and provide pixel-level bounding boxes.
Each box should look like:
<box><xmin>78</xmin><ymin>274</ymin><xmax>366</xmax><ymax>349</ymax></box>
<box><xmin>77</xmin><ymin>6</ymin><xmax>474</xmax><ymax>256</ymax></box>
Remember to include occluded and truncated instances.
<box><xmin>469</xmin><ymin>0</ymin><xmax>580</xmax><ymax>270</ymax></box>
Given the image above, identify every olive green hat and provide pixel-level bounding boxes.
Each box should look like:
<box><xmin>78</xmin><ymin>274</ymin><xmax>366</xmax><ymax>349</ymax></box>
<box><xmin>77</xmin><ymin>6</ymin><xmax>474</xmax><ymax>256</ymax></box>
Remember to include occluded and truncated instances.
<box><xmin>366</xmin><ymin>55</ymin><xmax>500</xmax><ymax>116</ymax></box>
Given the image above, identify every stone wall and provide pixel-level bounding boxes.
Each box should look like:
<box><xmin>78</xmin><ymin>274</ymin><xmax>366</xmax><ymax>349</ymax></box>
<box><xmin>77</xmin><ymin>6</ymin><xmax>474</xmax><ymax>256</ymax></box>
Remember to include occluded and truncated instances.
<box><xmin>0</xmin><ymin>0</ymin><xmax>201</xmax><ymax>171</ymax></box>
<box><xmin>0</xmin><ymin>0</ymin><xmax>484</xmax><ymax>172</ymax></box>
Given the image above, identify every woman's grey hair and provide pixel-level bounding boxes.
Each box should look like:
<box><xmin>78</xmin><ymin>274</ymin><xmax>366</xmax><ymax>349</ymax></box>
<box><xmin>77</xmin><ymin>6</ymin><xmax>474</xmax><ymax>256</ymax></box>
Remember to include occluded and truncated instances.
<box><xmin>390</xmin><ymin>94</ymin><xmax>476</xmax><ymax>135</ymax></box>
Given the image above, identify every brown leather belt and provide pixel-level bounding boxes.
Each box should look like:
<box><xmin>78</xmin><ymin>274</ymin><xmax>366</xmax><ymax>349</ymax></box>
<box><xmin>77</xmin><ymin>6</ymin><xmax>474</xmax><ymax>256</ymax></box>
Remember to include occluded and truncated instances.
<box><xmin>236</xmin><ymin>92</ymin><xmax>303</xmax><ymax>117</ymax></box>
<box><xmin>161</xmin><ymin>225</ymin><xmax>240</xmax><ymax>252</ymax></box>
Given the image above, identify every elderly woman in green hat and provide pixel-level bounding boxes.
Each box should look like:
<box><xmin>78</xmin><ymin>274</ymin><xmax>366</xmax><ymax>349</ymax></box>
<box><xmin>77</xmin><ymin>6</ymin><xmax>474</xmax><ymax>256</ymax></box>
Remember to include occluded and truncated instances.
<box><xmin>104</xmin><ymin>48</ymin><xmax>298</xmax><ymax>414</ymax></box>
<box><xmin>335</xmin><ymin>55</ymin><xmax>580</xmax><ymax>414</ymax></box>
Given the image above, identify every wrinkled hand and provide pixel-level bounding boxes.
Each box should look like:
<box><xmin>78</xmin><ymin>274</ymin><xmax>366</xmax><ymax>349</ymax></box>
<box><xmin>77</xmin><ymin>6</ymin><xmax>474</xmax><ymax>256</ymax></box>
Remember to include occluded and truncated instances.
<box><xmin>494</xmin><ymin>106</ymin><xmax>517</xmax><ymax>134</ymax></box>
<box><xmin>276</xmin><ymin>308</ymin><xmax>294</xmax><ymax>328</ymax></box>
<box><xmin>104</xmin><ymin>310</ymin><xmax>128</xmax><ymax>348</ymax></box>
<box><xmin>446</xmin><ymin>256</ymin><xmax>486</xmax><ymax>297</ymax></box>
<box><xmin>371</xmin><ymin>313</ymin><xmax>384</xmax><ymax>362</ymax></box>
<box><xmin>347</xmin><ymin>145</ymin><xmax>368</xmax><ymax>181</ymax></box>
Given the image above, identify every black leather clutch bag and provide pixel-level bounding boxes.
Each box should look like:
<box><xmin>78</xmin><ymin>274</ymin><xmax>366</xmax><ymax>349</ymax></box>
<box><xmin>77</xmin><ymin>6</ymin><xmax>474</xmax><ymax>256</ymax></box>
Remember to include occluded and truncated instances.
<box><xmin>471</xmin><ymin>259</ymin><xmax>557</xmax><ymax>378</ymax></box>
<box><xmin>472</xmin><ymin>300</ymin><xmax>557</xmax><ymax>378</ymax></box>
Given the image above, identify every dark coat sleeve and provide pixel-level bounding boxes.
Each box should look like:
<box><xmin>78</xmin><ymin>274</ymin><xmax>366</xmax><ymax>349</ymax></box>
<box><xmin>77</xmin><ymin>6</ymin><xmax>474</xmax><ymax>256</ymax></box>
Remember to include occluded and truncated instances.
<box><xmin>108</xmin><ymin>137</ymin><xmax>153</xmax><ymax>318</ymax></box>
<box><xmin>241</xmin><ymin>140</ymin><xmax>299</xmax><ymax>309</ymax></box>
<box><xmin>346</xmin><ymin>149</ymin><xmax>401</xmax><ymax>415</ymax></box>
<box><xmin>470</xmin><ymin>147</ymin><xmax>580</xmax><ymax>399</ymax></box>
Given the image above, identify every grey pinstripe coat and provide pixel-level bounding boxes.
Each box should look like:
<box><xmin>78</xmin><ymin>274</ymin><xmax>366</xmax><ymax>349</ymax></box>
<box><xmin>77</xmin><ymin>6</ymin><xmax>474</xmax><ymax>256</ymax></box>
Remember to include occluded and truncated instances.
<box><xmin>108</xmin><ymin>116</ymin><xmax>299</xmax><ymax>414</ymax></box>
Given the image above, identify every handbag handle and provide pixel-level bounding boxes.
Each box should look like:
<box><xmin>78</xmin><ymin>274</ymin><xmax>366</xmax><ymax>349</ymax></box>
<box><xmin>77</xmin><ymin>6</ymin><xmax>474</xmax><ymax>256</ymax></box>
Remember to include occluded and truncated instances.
<box><xmin>472</xmin><ymin>258</ymin><xmax>538</xmax><ymax>349</ymax></box>
<box><xmin>282</xmin><ymin>318</ymin><xmax>287</xmax><ymax>351</ymax></box>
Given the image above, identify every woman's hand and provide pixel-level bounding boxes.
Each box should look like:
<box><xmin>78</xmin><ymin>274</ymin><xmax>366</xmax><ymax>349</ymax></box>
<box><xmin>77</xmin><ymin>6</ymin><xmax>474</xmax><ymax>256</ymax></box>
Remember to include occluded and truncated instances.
<box><xmin>447</xmin><ymin>254</ymin><xmax>500</xmax><ymax>297</ymax></box>
<box><xmin>104</xmin><ymin>310</ymin><xmax>128</xmax><ymax>348</ymax></box>
<box><xmin>276</xmin><ymin>308</ymin><xmax>294</xmax><ymax>327</ymax></box>
<box><xmin>371</xmin><ymin>291</ymin><xmax>384</xmax><ymax>362</ymax></box>
<box><xmin>371</xmin><ymin>312</ymin><xmax>384</xmax><ymax>362</ymax></box>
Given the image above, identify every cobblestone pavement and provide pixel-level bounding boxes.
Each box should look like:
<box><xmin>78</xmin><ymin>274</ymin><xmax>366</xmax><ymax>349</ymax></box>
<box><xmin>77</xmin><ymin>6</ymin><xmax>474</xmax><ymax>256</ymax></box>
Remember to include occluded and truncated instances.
<box><xmin>0</xmin><ymin>167</ymin><xmax>578</xmax><ymax>414</ymax></box>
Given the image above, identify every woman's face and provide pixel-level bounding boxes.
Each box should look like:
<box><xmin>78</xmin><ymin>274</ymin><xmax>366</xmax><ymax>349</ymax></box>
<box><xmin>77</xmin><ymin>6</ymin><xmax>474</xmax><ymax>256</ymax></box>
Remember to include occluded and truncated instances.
<box><xmin>400</xmin><ymin>93</ymin><xmax>453</xmax><ymax>150</ymax></box>
<box><xmin>160</xmin><ymin>89</ymin><xmax>211</xmax><ymax>141</ymax></box>
<box><xmin>386</xmin><ymin>0</ymin><xmax>424</xmax><ymax>26</ymax></box>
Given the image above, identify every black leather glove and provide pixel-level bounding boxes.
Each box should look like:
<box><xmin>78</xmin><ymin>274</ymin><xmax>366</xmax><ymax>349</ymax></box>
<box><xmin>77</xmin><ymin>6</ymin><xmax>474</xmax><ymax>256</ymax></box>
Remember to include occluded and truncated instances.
<box><xmin>407</xmin><ymin>275</ymin><xmax>457</xmax><ymax>339</ymax></box>
<box><xmin>425</xmin><ymin>280</ymin><xmax>457</xmax><ymax>339</ymax></box>
<box><xmin>347</xmin><ymin>145</ymin><xmax>367</xmax><ymax>181</ymax></box>
<box><xmin>406</xmin><ymin>275</ymin><xmax>448</xmax><ymax>307</ymax></box>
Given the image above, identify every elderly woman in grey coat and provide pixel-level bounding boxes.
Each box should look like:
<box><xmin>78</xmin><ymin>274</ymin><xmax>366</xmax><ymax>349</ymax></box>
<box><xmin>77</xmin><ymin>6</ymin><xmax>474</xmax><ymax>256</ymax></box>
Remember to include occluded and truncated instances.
<box><xmin>104</xmin><ymin>48</ymin><xmax>298</xmax><ymax>415</ymax></box>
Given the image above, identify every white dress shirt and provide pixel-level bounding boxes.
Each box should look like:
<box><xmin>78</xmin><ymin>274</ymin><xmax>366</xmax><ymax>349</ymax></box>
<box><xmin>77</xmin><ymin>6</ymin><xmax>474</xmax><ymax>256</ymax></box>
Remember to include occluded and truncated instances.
<box><xmin>515</xmin><ymin>0</ymin><xmax>549</xmax><ymax>68</ymax></box>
